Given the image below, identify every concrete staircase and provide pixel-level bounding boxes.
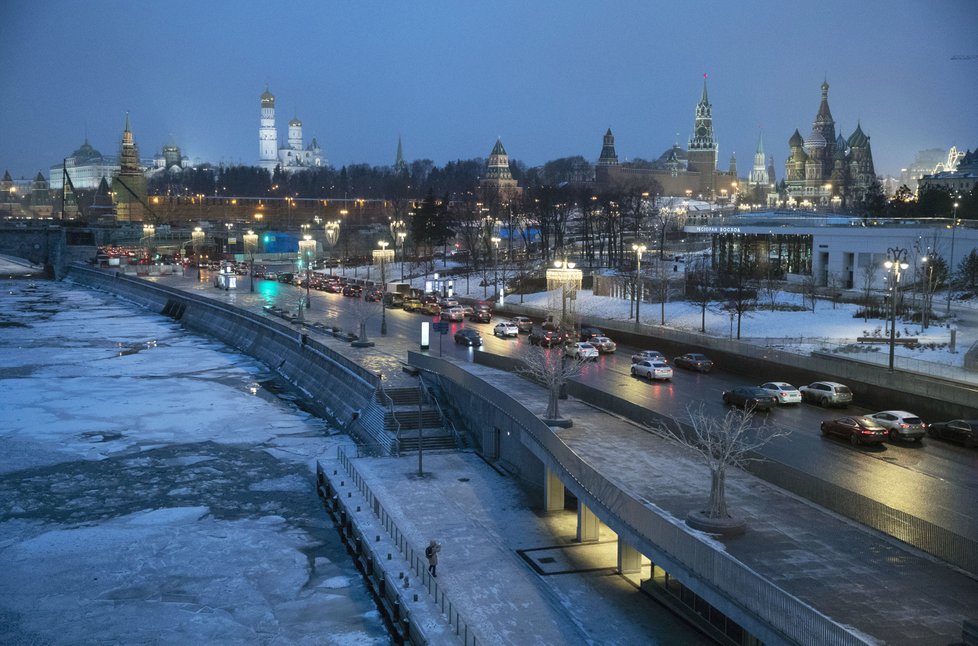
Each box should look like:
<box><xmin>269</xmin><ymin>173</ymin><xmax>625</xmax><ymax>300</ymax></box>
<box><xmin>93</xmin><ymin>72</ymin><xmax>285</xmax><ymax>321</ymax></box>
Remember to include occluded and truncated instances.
<box><xmin>380</xmin><ymin>387</ymin><xmax>458</xmax><ymax>452</ymax></box>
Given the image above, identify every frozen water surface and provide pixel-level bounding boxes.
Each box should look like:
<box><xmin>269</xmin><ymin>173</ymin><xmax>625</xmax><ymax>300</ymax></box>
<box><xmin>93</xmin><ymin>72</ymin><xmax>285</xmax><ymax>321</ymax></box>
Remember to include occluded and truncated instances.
<box><xmin>0</xmin><ymin>279</ymin><xmax>389</xmax><ymax>645</ymax></box>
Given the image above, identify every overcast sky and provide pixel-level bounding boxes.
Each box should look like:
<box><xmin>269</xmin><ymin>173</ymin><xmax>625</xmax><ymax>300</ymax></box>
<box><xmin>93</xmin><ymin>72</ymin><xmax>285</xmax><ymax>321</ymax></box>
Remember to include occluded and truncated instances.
<box><xmin>1</xmin><ymin>0</ymin><xmax>975</xmax><ymax>182</ymax></box>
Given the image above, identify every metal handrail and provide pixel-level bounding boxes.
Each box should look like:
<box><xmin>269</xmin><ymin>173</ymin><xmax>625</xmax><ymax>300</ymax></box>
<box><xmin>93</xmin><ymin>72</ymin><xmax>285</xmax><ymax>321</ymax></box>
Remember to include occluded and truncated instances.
<box><xmin>418</xmin><ymin>372</ymin><xmax>461</xmax><ymax>447</ymax></box>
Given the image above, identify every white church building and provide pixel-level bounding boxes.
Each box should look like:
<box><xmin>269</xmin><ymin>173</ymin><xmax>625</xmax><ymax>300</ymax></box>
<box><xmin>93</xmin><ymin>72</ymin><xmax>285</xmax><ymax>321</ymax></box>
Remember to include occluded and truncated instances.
<box><xmin>258</xmin><ymin>87</ymin><xmax>324</xmax><ymax>173</ymax></box>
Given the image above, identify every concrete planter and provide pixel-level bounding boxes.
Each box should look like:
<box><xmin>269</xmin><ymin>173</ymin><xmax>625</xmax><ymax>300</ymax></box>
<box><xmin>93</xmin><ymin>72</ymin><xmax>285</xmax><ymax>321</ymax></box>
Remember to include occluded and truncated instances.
<box><xmin>686</xmin><ymin>510</ymin><xmax>747</xmax><ymax>537</ymax></box>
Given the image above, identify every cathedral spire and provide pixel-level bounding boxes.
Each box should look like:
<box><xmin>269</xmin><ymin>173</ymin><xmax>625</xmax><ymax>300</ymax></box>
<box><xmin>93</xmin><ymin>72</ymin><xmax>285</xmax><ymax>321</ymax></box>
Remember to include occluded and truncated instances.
<box><xmin>394</xmin><ymin>136</ymin><xmax>406</xmax><ymax>172</ymax></box>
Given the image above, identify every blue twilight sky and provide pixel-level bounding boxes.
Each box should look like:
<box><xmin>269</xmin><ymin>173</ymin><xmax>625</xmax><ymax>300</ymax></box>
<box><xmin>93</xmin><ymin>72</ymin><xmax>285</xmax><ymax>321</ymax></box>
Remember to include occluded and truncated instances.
<box><xmin>0</xmin><ymin>0</ymin><xmax>975</xmax><ymax>183</ymax></box>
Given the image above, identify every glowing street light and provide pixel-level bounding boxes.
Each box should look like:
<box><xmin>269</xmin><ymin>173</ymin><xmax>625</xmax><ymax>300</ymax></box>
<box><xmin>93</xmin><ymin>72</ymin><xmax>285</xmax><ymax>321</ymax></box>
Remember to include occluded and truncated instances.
<box><xmin>191</xmin><ymin>226</ymin><xmax>205</xmax><ymax>282</ymax></box>
<box><xmin>632</xmin><ymin>243</ymin><xmax>647</xmax><ymax>329</ymax></box>
<box><xmin>243</xmin><ymin>229</ymin><xmax>258</xmax><ymax>293</ymax></box>
<box><xmin>298</xmin><ymin>234</ymin><xmax>316</xmax><ymax>309</ymax></box>
<box><xmin>377</xmin><ymin>240</ymin><xmax>390</xmax><ymax>335</ymax></box>
<box><xmin>946</xmin><ymin>202</ymin><xmax>959</xmax><ymax>316</ymax></box>
<box><xmin>883</xmin><ymin>247</ymin><xmax>910</xmax><ymax>372</ymax></box>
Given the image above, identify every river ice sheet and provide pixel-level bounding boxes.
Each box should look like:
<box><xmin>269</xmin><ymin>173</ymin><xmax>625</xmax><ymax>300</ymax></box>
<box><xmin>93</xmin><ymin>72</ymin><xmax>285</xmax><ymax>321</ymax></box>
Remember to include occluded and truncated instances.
<box><xmin>0</xmin><ymin>280</ymin><xmax>389</xmax><ymax>645</ymax></box>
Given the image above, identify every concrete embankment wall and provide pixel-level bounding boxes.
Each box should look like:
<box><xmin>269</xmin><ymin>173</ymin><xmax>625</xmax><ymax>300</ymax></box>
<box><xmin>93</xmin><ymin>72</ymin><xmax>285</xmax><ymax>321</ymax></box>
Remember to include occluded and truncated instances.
<box><xmin>65</xmin><ymin>265</ymin><xmax>380</xmax><ymax>430</ymax></box>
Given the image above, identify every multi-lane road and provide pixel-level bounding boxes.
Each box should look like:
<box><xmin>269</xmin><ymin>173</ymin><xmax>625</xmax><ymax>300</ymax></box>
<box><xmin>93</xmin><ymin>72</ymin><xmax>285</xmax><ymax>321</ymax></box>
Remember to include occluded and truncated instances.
<box><xmin>198</xmin><ymin>273</ymin><xmax>978</xmax><ymax>544</ymax></box>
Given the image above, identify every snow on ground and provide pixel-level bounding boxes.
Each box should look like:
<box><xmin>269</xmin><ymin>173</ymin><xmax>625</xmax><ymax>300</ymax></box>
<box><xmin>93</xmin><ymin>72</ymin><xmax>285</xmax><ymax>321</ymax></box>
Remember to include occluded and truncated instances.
<box><xmin>0</xmin><ymin>279</ymin><xmax>388</xmax><ymax>644</ymax></box>
<box><xmin>328</xmin><ymin>258</ymin><xmax>976</xmax><ymax>370</ymax></box>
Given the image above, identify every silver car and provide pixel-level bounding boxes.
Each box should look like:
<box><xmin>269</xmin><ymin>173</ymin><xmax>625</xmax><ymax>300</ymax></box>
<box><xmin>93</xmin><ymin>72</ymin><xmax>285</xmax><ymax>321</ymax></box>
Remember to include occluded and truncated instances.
<box><xmin>799</xmin><ymin>381</ymin><xmax>852</xmax><ymax>408</ymax></box>
<box><xmin>759</xmin><ymin>382</ymin><xmax>802</xmax><ymax>405</ymax></box>
<box><xmin>589</xmin><ymin>336</ymin><xmax>617</xmax><ymax>353</ymax></box>
<box><xmin>870</xmin><ymin>410</ymin><xmax>927</xmax><ymax>443</ymax></box>
<box><xmin>631</xmin><ymin>350</ymin><xmax>666</xmax><ymax>363</ymax></box>
<box><xmin>493</xmin><ymin>321</ymin><xmax>519</xmax><ymax>337</ymax></box>
<box><xmin>631</xmin><ymin>360</ymin><xmax>673</xmax><ymax>381</ymax></box>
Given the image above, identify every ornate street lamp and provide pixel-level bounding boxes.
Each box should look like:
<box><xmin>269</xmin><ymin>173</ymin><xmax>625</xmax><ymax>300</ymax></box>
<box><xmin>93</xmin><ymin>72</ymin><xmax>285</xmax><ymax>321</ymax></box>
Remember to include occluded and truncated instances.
<box><xmin>298</xmin><ymin>234</ymin><xmax>316</xmax><ymax>309</ymax></box>
<box><xmin>397</xmin><ymin>230</ymin><xmax>407</xmax><ymax>281</ymax></box>
<box><xmin>491</xmin><ymin>236</ymin><xmax>501</xmax><ymax>303</ymax></box>
<box><xmin>243</xmin><ymin>229</ymin><xmax>258</xmax><ymax>293</ymax></box>
<box><xmin>946</xmin><ymin>202</ymin><xmax>959</xmax><ymax>316</ymax></box>
<box><xmin>377</xmin><ymin>240</ymin><xmax>390</xmax><ymax>335</ymax></box>
<box><xmin>632</xmin><ymin>243</ymin><xmax>647</xmax><ymax>329</ymax></box>
<box><xmin>191</xmin><ymin>226</ymin><xmax>205</xmax><ymax>282</ymax></box>
<box><xmin>883</xmin><ymin>247</ymin><xmax>910</xmax><ymax>372</ymax></box>
<box><xmin>324</xmin><ymin>219</ymin><xmax>340</xmax><ymax>276</ymax></box>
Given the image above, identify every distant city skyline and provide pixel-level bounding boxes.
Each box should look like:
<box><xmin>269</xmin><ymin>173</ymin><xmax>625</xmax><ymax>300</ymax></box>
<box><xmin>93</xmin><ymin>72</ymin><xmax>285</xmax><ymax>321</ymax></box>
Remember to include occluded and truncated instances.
<box><xmin>0</xmin><ymin>1</ymin><xmax>975</xmax><ymax>183</ymax></box>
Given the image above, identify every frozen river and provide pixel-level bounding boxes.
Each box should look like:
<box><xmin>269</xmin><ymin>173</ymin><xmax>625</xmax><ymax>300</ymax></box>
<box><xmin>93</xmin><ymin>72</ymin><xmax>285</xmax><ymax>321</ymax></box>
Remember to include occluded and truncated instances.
<box><xmin>0</xmin><ymin>279</ymin><xmax>390</xmax><ymax>644</ymax></box>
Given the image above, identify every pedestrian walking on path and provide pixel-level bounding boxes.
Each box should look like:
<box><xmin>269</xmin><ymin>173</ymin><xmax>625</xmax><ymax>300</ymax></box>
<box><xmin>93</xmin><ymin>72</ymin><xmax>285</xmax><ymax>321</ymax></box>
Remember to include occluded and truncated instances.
<box><xmin>425</xmin><ymin>539</ymin><xmax>441</xmax><ymax>577</ymax></box>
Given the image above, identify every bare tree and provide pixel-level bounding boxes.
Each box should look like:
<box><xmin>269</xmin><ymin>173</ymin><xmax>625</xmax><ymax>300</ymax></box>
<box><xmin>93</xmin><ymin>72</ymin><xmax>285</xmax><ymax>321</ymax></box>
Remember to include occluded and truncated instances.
<box><xmin>650</xmin><ymin>404</ymin><xmax>789</xmax><ymax>521</ymax></box>
<box><xmin>860</xmin><ymin>262</ymin><xmax>879</xmax><ymax>323</ymax></box>
<box><xmin>826</xmin><ymin>271</ymin><xmax>845</xmax><ymax>309</ymax></box>
<box><xmin>518</xmin><ymin>346</ymin><xmax>585</xmax><ymax>421</ymax></box>
<box><xmin>686</xmin><ymin>255</ymin><xmax>715</xmax><ymax>333</ymax></box>
<box><xmin>802</xmin><ymin>273</ymin><xmax>819</xmax><ymax>313</ymax></box>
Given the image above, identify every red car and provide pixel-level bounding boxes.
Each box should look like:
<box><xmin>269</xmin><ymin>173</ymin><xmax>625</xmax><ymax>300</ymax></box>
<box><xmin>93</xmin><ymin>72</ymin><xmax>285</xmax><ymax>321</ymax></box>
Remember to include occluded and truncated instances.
<box><xmin>820</xmin><ymin>416</ymin><xmax>887</xmax><ymax>446</ymax></box>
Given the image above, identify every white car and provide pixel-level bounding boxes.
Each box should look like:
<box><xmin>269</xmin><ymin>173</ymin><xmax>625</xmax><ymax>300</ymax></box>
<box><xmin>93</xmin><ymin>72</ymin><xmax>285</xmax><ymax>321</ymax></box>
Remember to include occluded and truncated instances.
<box><xmin>631</xmin><ymin>350</ymin><xmax>667</xmax><ymax>364</ymax></box>
<box><xmin>759</xmin><ymin>382</ymin><xmax>802</xmax><ymax>405</ymax></box>
<box><xmin>631</xmin><ymin>360</ymin><xmax>673</xmax><ymax>381</ymax></box>
<box><xmin>565</xmin><ymin>342</ymin><xmax>599</xmax><ymax>360</ymax></box>
<box><xmin>493</xmin><ymin>321</ymin><xmax>519</xmax><ymax>337</ymax></box>
<box><xmin>589</xmin><ymin>336</ymin><xmax>617</xmax><ymax>353</ymax></box>
<box><xmin>869</xmin><ymin>410</ymin><xmax>927</xmax><ymax>443</ymax></box>
<box><xmin>442</xmin><ymin>307</ymin><xmax>465</xmax><ymax>321</ymax></box>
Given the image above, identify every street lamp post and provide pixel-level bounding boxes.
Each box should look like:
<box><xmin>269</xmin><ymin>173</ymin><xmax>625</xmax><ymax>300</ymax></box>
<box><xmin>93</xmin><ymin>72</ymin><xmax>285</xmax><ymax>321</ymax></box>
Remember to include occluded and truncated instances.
<box><xmin>298</xmin><ymin>234</ymin><xmax>316</xmax><ymax>309</ymax></box>
<box><xmin>491</xmin><ymin>236</ymin><xmax>501</xmax><ymax>302</ymax></box>
<box><xmin>884</xmin><ymin>247</ymin><xmax>910</xmax><ymax>372</ymax></box>
<box><xmin>632</xmin><ymin>243</ymin><xmax>647</xmax><ymax>329</ymax></box>
<box><xmin>243</xmin><ymin>230</ymin><xmax>258</xmax><ymax>293</ymax></box>
<box><xmin>324</xmin><ymin>220</ymin><xmax>340</xmax><ymax>277</ymax></box>
<box><xmin>378</xmin><ymin>240</ymin><xmax>389</xmax><ymax>335</ymax></box>
<box><xmin>397</xmin><ymin>231</ymin><xmax>407</xmax><ymax>281</ymax></box>
<box><xmin>946</xmin><ymin>202</ymin><xmax>959</xmax><ymax>316</ymax></box>
<box><xmin>191</xmin><ymin>226</ymin><xmax>205</xmax><ymax>282</ymax></box>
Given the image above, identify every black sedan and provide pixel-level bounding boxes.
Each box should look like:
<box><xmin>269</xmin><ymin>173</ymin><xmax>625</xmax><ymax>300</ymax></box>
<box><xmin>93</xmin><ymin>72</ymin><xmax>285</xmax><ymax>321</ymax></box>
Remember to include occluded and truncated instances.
<box><xmin>528</xmin><ymin>329</ymin><xmax>567</xmax><ymax>347</ymax></box>
<box><xmin>722</xmin><ymin>387</ymin><xmax>778</xmax><ymax>412</ymax></box>
<box><xmin>820</xmin><ymin>416</ymin><xmax>887</xmax><ymax>446</ymax></box>
<box><xmin>927</xmin><ymin>419</ymin><xmax>978</xmax><ymax>448</ymax></box>
<box><xmin>453</xmin><ymin>328</ymin><xmax>483</xmax><ymax>347</ymax></box>
<box><xmin>673</xmin><ymin>353</ymin><xmax>714</xmax><ymax>373</ymax></box>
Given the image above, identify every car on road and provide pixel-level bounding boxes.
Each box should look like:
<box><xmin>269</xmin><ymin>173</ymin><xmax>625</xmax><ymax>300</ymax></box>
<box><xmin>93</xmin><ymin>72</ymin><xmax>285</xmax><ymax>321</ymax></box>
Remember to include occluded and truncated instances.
<box><xmin>820</xmin><ymin>416</ymin><xmax>887</xmax><ymax>446</ymax></box>
<box><xmin>342</xmin><ymin>284</ymin><xmax>363</xmax><ymax>297</ymax></box>
<box><xmin>528</xmin><ymin>329</ymin><xmax>567</xmax><ymax>348</ymax></box>
<box><xmin>442</xmin><ymin>307</ymin><xmax>465</xmax><ymax>321</ymax></box>
<box><xmin>869</xmin><ymin>410</ymin><xmax>927</xmax><ymax>443</ymax></box>
<box><xmin>383</xmin><ymin>292</ymin><xmax>404</xmax><ymax>308</ymax></box>
<box><xmin>363</xmin><ymin>289</ymin><xmax>382</xmax><ymax>302</ymax></box>
<box><xmin>493</xmin><ymin>321</ymin><xmax>519</xmax><ymax>337</ymax></box>
<box><xmin>759</xmin><ymin>382</ymin><xmax>802</xmax><ymax>405</ymax></box>
<box><xmin>673</xmin><ymin>353</ymin><xmax>714</xmax><ymax>373</ymax></box>
<box><xmin>402</xmin><ymin>297</ymin><xmax>423</xmax><ymax>312</ymax></box>
<box><xmin>632</xmin><ymin>350</ymin><xmax>667</xmax><ymax>364</ymax></box>
<box><xmin>631</xmin><ymin>360</ymin><xmax>673</xmax><ymax>381</ymax></box>
<box><xmin>453</xmin><ymin>328</ymin><xmax>483</xmax><ymax>347</ymax></box>
<box><xmin>799</xmin><ymin>381</ymin><xmax>852</xmax><ymax>408</ymax></box>
<box><xmin>579</xmin><ymin>326</ymin><xmax>602</xmax><ymax>342</ymax></box>
<box><xmin>565</xmin><ymin>342</ymin><xmax>599</xmax><ymax>360</ymax></box>
<box><xmin>722</xmin><ymin>387</ymin><xmax>779</xmax><ymax>412</ymax></box>
<box><xmin>511</xmin><ymin>316</ymin><xmax>534</xmax><ymax>334</ymax></box>
<box><xmin>926</xmin><ymin>419</ymin><xmax>978</xmax><ymax>447</ymax></box>
<box><xmin>439</xmin><ymin>297</ymin><xmax>459</xmax><ymax>309</ymax></box>
<box><xmin>468</xmin><ymin>306</ymin><xmax>492</xmax><ymax>323</ymax></box>
<box><xmin>421</xmin><ymin>302</ymin><xmax>441</xmax><ymax>316</ymax></box>
<box><xmin>588</xmin><ymin>336</ymin><xmax>617</xmax><ymax>353</ymax></box>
